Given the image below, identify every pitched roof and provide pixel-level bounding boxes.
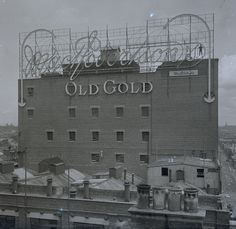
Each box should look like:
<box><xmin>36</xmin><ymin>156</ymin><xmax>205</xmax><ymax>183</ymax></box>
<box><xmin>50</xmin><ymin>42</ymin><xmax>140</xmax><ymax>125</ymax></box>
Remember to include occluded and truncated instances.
<box><xmin>90</xmin><ymin>178</ymin><xmax>137</xmax><ymax>191</ymax></box>
<box><xmin>20</xmin><ymin>168</ymin><xmax>86</xmax><ymax>187</ymax></box>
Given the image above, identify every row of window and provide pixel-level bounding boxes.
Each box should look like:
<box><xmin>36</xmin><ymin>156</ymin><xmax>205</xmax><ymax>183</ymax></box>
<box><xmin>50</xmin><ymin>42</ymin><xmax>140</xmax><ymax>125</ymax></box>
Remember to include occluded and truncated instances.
<box><xmin>87</xmin><ymin>106</ymin><xmax>150</xmax><ymax>118</ymax></box>
<box><xmin>161</xmin><ymin>168</ymin><xmax>205</xmax><ymax>177</ymax></box>
<box><xmin>46</xmin><ymin>130</ymin><xmax>150</xmax><ymax>142</ymax></box>
<box><xmin>91</xmin><ymin>153</ymin><xmax>148</xmax><ymax>164</ymax></box>
<box><xmin>26</xmin><ymin>105</ymin><xmax>150</xmax><ymax>119</ymax></box>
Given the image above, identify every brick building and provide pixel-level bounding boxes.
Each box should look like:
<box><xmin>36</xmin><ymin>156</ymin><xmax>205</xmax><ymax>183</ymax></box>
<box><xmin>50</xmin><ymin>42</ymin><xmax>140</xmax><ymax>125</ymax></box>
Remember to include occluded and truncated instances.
<box><xmin>18</xmin><ymin>56</ymin><xmax>218</xmax><ymax>178</ymax></box>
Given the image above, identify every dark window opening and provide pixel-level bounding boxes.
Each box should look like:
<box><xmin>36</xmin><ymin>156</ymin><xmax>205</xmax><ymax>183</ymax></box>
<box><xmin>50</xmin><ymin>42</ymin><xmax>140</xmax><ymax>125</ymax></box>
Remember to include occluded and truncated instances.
<box><xmin>116</xmin><ymin>154</ymin><xmax>124</xmax><ymax>163</ymax></box>
<box><xmin>92</xmin><ymin>131</ymin><xmax>99</xmax><ymax>141</ymax></box>
<box><xmin>142</xmin><ymin>131</ymin><xmax>149</xmax><ymax>142</ymax></box>
<box><xmin>197</xmin><ymin>169</ymin><xmax>204</xmax><ymax>178</ymax></box>
<box><xmin>141</xmin><ymin>106</ymin><xmax>149</xmax><ymax>117</ymax></box>
<box><xmin>69</xmin><ymin>131</ymin><xmax>76</xmax><ymax>141</ymax></box>
<box><xmin>161</xmin><ymin>167</ymin><xmax>169</xmax><ymax>176</ymax></box>
<box><xmin>27</xmin><ymin>109</ymin><xmax>34</xmax><ymax>118</ymax></box>
<box><xmin>208</xmin><ymin>168</ymin><xmax>217</xmax><ymax>172</ymax></box>
<box><xmin>91</xmin><ymin>153</ymin><xmax>100</xmax><ymax>163</ymax></box>
<box><xmin>46</xmin><ymin>131</ymin><xmax>53</xmax><ymax>141</ymax></box>
<box><xmin>0</xmin><ymin>215</ymin><xmax>15</xmax><ymax>228</ymax></box>
<box><xmin>140</xmin><ymin>155</ymin><xmax>149</xmax><ymax>163</ymax></box>
<box><xmin>68</xmin><ymin>107</ymin><xmax>76</xmax><ymax>118</ymax></box>
<box><xmin>116</xmin><ymin>131</ymin><xmax>124</xmax><ymax>141</ymax></box>
<box><xmin>73</xmin><ymin>222</ymin><xmax>104</xmax><ymax>229</ymax></box>
<box><xmin>31</xmin><ymin>218</ymin><xmax>57</xmax><ymax>228</ymax></box>
<box><xmin>116</xmin><ymin>107</ymin><xmax>124</xmax><ymax>117</ymax></box>
<box><xmin>91</xmin><ymin>107</ymin><xmax>99</xmax><ymax>118</ymax></box>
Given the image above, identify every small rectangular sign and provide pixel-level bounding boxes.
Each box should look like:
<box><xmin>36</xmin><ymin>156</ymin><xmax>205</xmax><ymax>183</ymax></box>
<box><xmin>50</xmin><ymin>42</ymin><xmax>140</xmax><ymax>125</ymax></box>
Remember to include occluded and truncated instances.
<box><xmin>169</xmin><ymin>70</ymin><xmax>198</xmax><ymax>77</ymax></box>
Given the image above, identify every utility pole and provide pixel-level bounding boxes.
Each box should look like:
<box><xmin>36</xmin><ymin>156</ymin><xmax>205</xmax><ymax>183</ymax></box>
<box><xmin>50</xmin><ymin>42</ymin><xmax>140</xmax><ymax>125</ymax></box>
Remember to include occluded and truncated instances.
<box><xmin>24</xmin><ymin>148</ymin><xmax>28</xmax><ymax>228</ymax></box>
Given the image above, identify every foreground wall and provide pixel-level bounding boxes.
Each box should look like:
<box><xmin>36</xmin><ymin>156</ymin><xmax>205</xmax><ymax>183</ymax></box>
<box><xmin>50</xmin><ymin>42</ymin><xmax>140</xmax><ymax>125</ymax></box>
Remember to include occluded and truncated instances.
<box><xmin>0</xmin><ymin>192</ymin><xmax>229</xmax><ymax>229</ymax></box>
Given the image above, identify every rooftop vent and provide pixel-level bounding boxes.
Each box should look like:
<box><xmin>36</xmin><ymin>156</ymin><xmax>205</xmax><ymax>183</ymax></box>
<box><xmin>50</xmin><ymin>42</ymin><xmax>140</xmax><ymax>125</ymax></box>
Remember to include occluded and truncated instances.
<box><xmin>38</xmin><ymin>157</ymin><xmax>65</xmax><ymax>174</ymax></box>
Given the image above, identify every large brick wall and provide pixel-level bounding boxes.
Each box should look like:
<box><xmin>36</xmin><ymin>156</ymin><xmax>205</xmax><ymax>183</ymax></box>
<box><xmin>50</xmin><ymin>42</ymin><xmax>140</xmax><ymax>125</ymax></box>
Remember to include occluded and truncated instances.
<box><xmin>18</xmin><ymin>59</ymin><xmax>218</xmax><ymax>178</ymax></box>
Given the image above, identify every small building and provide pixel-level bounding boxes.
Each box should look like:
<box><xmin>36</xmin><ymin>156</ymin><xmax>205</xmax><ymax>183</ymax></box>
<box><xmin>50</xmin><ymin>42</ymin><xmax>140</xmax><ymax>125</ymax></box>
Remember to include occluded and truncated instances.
<box><xmin>38</xmin><ymin>157</ymin><xmax>65</xmax><ymax>174</ymax></box>
<box><xmin>147</xmin><ymin>157</ymin><xmax>220</xmax><ymax>194</ymax></box>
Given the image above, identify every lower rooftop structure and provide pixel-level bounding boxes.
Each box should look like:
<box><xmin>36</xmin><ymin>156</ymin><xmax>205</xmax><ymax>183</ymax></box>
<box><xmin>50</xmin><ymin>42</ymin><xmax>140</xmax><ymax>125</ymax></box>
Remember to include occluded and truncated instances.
<box><xmin>148</xmin><ymin>156</ymin><xmax>221</xmax><ymax>195</ymax></box>
<box><xmin>0</xmin><ymin>162</ymin><xmax>230</xmax><ymax>229</ymax></box>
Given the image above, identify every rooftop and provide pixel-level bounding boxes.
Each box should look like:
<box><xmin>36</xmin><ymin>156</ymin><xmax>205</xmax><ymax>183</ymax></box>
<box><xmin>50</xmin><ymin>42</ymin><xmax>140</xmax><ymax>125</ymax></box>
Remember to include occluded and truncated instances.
<box><xmin>148</xmin><ymin>156</ymin><xmax>218</xmax><ymax>169</ymax></box>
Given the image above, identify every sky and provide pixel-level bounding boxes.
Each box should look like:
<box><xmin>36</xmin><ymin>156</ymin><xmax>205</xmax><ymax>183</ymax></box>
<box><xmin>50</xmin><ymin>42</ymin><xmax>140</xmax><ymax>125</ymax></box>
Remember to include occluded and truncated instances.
<box><xmin>0</xmin><ymin>0</ymin><xmax>235</xmax><ymax>126</ymax></box>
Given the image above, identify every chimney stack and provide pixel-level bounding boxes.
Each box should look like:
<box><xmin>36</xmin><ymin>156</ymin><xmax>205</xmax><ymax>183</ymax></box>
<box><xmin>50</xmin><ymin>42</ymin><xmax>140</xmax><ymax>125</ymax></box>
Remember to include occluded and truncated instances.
<box><xmin>131</xmin><ymin>173</ymin><xmax>135</xmax><ymax>184</ymax></box>
<box><xmin>46</xmin><ymin>178</ymin><xmax>53</xmax><ymax>196</ymax></box>
<box><xmin>136</xmin><ymin>184</ymin><xmax>151</xmax><ymax>209</ymax></box>
<box><xmin>83</xmin><ymin>180</ymin><xmax>90</xmax><ymax>199</ymax></box>
<box><xmin>124</xmin><ymin>181</ymin><xmax>130</xmax><ymax>202</ymax></box>
<box><xmin>123</xmin><ymin>169</ymin><xmax>127</xmax><ymax>181</ymax></box>
<box><xmin>69</xmin><ymin>187</ymin><xmax>77</xmax><ymax>199</ymax></box>
<box><xmin>12</xmin><ymin>175</ymin><xmax>18</xmax><ymax>194</ymax></box>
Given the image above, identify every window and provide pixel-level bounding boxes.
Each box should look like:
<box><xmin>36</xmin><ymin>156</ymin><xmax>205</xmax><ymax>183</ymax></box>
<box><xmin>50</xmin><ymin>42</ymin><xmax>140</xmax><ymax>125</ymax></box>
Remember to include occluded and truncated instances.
<box><xmin>46</xmin><ymin>131</ymin><xmax>53</xmax><ymax>141</ymax></box>
<box><xmin>161</xmin><ymin>167</ymin><xmax>168</xmax><ymax>176</ymax></box>
<box><xmin>116</xmin><ymin>153</ymin><xmax>124</xmax><ymax>163</ymax></box>
<box><xmin>68</xmin><ymin>131</ymin><xmax>76</xmax><ymax>141</ymax></box>
<box><xmin>197</xmin><ymin>169</ymin><xmax>204</xmax><ymax>178</ymax></box>
<box><xmin>73</xmin><ymin>223</ymin><xmax>104</xmax><ymax>229</ymax></box>
<box><xmin>31</xmin><ymin>219</ymin><xmax>57</xmax><ymax>227</ymax></box>
<box><xmin>0</xmin><ymin>216</ymin><xmax>15</xmax><ymax>228</ymax></box>
<box><xmin>142</xmin><ymin>131</ymin><xmax>150</xmax><ymax>142</ymax></box>
<box><xmin>91</xmin><ymin>107</ymin><xmax>99</xmax><ymax>118</ymax></box>
<box><xmin>140</xmin><ymin>154</ymin><xmax>149</xmax><ymax>163</ymax></box>
<box><xmin>208</xmin><ymin>168</ymin><xmax>217</xmax><ymax>172</ymax></box>
<box><xmin>115</xmin><ymin>106</ymin><xmax>124</xmax><ymax>117</ymax></box>
<box><xmin>92</xmin><ymin>131</ymin><xmax>99</xmax><ymax>141</ymax></box>
<box><xmin>91</xmin><ymin>153</ymin><xmax>100</xmax><ymax>163</ymax></box>
<box><xmin>116</xmin><ymin>131</ymin><xmax>124</xmax><ymax>142</ymax></box>
<box><xmin>27</xmin><ymin>108</ymin><xmax>34</xmax><ymax>118</ymax></box>
<box><xmin>68</xmin><ymin>107</ymin><xmax>76</xmax><ymax>118</ymax></box>
<box><xmin>27</xmin><ymin>87</ymin><xmax>34</xmax><ymax>96</ymax></box>
<box><xmin>141</xmin><ymin>106</ymin><xmax>150</xmax><ymax>117</ymax></box>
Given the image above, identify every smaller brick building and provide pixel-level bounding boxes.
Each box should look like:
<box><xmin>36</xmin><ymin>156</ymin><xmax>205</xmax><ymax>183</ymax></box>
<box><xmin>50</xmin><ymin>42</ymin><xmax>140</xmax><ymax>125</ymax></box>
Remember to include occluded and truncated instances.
<box><xmin>148</xmin><ymin>157</ymin><xmax>220</xmax><ymax>194</ymax></box>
